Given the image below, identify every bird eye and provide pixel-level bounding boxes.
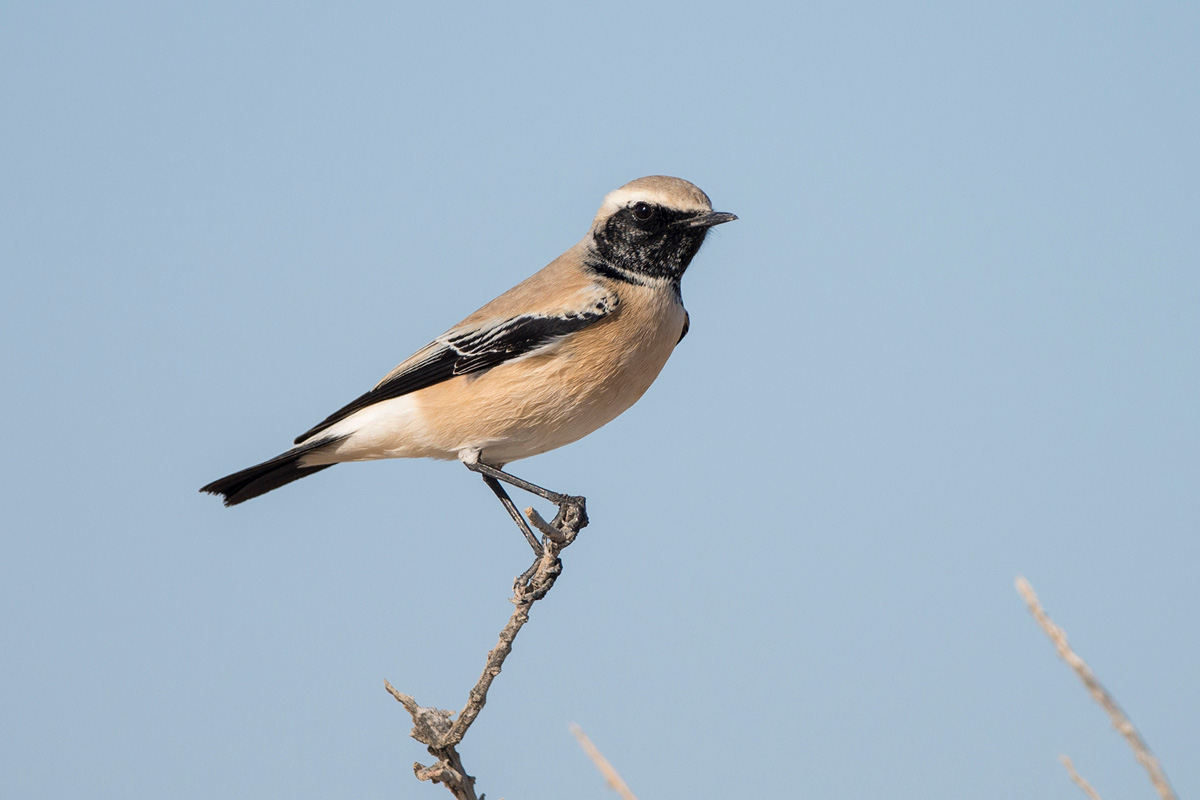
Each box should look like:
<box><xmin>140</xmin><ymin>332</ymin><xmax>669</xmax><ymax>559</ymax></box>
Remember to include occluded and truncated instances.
<box><xmin>632</xmin><ymin>202</ymin><xmax>655</xmax><ymax>221</ymax></box>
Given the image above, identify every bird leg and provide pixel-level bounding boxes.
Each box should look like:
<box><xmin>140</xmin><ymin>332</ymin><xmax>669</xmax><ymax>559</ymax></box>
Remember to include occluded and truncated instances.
<box><xmin>479</xmin><ymin>474</ymin><xmax>542</xmax><ymax>554</ymax></box>
<box><xmin>464</xmin><ymin>459</ymin><xmax>570</xmax><ymax>504</ymax></box>
<box><xmin>460</xmin><ymin>455</ymin><xmax>588</xmax><ymax>584</ymax></box>
<box><xmin>466</xmin><ymin>460</ymin><xmax>586</xmax><ymax>525</ymax></box>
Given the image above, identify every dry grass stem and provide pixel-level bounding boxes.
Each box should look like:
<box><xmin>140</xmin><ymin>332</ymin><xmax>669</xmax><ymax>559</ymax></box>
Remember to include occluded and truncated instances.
<box><xmin>570</xmin><ymin>724</ymin><xmax>639</xmax><ymax>800</ymax></box>
<box><xmin>386</xmin><ymin>499</ymin><xmax>588</xmax><ymax>799</ymax></box>
<box><xmin>1060</xmin><ymin>755</ymin><xmax>1104</xmax><ymax>800</ymax></box>
<box><xmin>1016</xmin><ymin>576</ymin><xmax>1177</xmax><ymax>800</ymax></box>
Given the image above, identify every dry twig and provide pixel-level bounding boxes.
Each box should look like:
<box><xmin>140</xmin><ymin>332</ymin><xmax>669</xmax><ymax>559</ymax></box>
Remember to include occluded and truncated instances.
<box><xmin>570</xmin><ymin>723</ymin><xmax>639</xmax><ymax>800</ymax></box>
<box><xmin>387</xmin><ymin>499</ymin><xmax>588</xmax><ymax>799</ymax></box>
<box><xmin>1016</xmin><ymin>576</ymin><xmax>1177</xmax><ymax>800</ymax></box>
<box><xmin>1060</xmin><ymin>755</ymin><xmax>1104</xmax><ymax>800</ymax></box>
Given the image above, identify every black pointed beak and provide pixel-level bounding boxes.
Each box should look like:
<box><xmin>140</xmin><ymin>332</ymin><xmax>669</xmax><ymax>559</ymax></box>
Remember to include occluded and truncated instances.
<box><xmin>680</xmin><ymin>211</ymin><xmax>738</xmax><ymax>229</ymax></box>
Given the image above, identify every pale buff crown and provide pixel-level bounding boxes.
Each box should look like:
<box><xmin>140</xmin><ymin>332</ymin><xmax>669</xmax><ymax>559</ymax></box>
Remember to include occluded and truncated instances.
<box><xmin>592</xmin><ymin>175</ymin><xmax>714</xmax><ymax>228</ymax></box>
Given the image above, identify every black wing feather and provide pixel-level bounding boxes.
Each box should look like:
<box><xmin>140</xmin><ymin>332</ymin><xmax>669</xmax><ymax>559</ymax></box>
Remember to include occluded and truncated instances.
<box><xmin>294</xmin><ymin>301</ymin><xmax>615</xmax><ymax>444</ymax></box>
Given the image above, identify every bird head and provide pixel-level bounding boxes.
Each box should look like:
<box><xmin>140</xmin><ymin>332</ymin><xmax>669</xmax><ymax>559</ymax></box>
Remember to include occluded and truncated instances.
<box><xmin>588</xmin><ymin>176</ymin><xmax>737</xmax><ymax>284</ymax></box>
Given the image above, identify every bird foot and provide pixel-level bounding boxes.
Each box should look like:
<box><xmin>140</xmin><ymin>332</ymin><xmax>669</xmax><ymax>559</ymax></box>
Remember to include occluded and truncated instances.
<box><xmin>511</xmin><ymin>496</ymin><xmax>587</xmax><ymax>594</ymax></box>
<box><xmin>528</xmin><ymin>495</ymin><xmax>587</xmax><ymax>544</ymax></box>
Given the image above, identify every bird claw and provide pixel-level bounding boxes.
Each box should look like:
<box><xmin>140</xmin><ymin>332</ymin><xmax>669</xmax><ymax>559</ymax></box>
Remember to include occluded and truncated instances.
<box><xmin>526</xmin><ymin>496</ymin><xmax>587</xmax><ymax>544</ymax></box>
<box><xmin>553</xmin><ymin>495</ymin><xmax>588</xmax><ymax>532</ymax></box>
<box><xmin>511</xmin><ymin>496</ymin><xmax>587</xmax><ymax>593</ymax></box>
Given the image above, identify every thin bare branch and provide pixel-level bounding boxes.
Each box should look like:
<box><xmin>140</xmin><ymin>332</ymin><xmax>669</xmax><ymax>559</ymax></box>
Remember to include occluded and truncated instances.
<box><xmin>1060</xmin><ymin>755</ymin><xmax>1104</xmax><ymax>800</ymax></box>
<box><xmin>1016</xmin><ymin>576</ymin><xmax>1177</xmax><ymax>800</ymax></box>
<box><xmin>570</xmin><ymin>724</ymin><xmax>639</xmax><ymax>800</ymax></box>
<box><xmin>387</xmin><ymin>498</ymin><xmax>588</xmax><ymax>798</ymax></box>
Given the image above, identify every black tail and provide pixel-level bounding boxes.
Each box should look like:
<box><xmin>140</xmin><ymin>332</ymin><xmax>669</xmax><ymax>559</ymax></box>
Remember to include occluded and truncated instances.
<box><xmin>200</xmin><ymin>436</ymin><xmax>347</xmax><ymax>507</ymax></box>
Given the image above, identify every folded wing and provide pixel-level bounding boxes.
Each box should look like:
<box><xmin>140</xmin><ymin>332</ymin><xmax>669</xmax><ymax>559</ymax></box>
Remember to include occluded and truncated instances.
<box><xmin>294</xmin><ymin>289</ymin><xmax>619</xmax><ymax>444</ymax></box>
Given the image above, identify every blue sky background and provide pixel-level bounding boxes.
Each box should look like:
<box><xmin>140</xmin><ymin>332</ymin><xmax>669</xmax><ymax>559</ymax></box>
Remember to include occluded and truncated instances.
<box><xmin>2</xmin><ymin>2</ymin><xmax>1197</xmax><ymax>798</ymax></box>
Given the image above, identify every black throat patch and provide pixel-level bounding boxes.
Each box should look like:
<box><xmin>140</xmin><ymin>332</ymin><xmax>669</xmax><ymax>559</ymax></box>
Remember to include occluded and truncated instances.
<box><xmin>583</xmin><ymin>254</ymin><xmax>654</xmax><ymax>286</ymax></box>
<box><xmin>588</xmin><ymin>206</ymin><xmax>710</xmax><ymax>283</ymax></box>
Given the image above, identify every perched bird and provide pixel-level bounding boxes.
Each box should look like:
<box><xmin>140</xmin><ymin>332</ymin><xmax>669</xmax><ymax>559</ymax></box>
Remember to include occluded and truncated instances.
<box><xmin>201</xmin><ymin>175</ymin><xmax>736</xmax><ymax>551</ymax></box>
